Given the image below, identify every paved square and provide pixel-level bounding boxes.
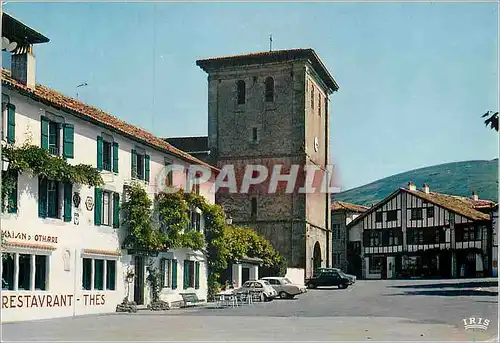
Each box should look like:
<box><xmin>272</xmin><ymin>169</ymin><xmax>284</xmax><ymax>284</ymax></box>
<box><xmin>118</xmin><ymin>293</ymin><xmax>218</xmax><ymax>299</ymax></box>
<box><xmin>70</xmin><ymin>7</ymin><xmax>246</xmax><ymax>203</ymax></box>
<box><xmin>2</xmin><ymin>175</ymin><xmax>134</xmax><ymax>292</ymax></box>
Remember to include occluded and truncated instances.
<box><xmin>1</xmin><ymin>279</ymin><xmax>497</xmax><ymax>341</ymax></box>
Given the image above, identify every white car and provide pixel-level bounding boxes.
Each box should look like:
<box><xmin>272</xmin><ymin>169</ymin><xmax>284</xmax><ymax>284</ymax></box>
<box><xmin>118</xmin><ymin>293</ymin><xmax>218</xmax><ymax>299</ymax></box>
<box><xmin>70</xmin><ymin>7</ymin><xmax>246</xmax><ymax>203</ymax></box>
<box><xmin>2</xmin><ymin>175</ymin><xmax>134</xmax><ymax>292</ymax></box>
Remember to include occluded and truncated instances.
<box><xmin>235</xmin><ymin>280</ymin><xmax>277</xmax><ymax>301</ymax></box>
<box><xmin>261</xmin><ymin>277</ymin><xmax>307</xmax><ymax>299</ymax></box>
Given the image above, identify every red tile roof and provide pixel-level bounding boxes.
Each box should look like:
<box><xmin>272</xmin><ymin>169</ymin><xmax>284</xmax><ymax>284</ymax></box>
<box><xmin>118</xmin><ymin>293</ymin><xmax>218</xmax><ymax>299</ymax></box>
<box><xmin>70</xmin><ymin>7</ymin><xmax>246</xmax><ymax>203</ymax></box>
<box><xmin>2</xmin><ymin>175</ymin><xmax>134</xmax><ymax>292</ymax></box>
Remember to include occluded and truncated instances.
<box><xmin>196</xmin><ymin>48</ymin><xmax>339</xmax><ymax>92</ymax></box>
<box><xmin>406</xmin><ymin>189</ymin><xmax>492</xmax><ymax>221</ymax></box>
<box><xmin>1</xmin><ymin>69</ymin><xmax>218</xmax><ymax>172</ymax></box>
<box><xmin>348</xmin><ymin>187</ymin><xmax>495</xmax><ymax>227</ymax></box>
<box><xmin>332</xmin><ymin>201</ymin><xmax>369</xmax><ymax>213</ymax></box>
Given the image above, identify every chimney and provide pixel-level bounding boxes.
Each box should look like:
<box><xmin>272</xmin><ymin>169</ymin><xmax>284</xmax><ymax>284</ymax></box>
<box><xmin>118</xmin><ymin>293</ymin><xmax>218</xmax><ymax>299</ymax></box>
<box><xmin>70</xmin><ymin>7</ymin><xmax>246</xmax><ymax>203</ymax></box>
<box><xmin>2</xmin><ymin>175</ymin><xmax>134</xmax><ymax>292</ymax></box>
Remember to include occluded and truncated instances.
<box><xmin>408</xmin><ymin>181</ymin><xmax>416</xmax><ymax>191</ymax></box>
<box><xmin>423</xmin><ymin>184</ymin><xmax>430</xmax><ymax>194</ymax></box>
<box><xmin>11</xmin><ymin>45</ymin><xmax>36</xmax><ymax>89</ymax></box>
<box><xmin>471</xmin><ymin>191</ymin><xmax>478</xmax><ymax>201</ymax></box>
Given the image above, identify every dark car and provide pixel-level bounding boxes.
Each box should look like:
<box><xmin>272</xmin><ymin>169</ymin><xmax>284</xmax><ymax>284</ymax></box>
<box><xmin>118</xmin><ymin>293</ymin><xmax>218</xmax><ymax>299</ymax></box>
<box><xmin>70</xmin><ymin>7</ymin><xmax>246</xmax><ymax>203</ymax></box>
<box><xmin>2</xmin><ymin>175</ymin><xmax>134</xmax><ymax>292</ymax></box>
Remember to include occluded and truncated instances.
<box><xmin>305</xmin><ymin>268</ymin><xmax>351</xmax><ymax>289</ymax></box>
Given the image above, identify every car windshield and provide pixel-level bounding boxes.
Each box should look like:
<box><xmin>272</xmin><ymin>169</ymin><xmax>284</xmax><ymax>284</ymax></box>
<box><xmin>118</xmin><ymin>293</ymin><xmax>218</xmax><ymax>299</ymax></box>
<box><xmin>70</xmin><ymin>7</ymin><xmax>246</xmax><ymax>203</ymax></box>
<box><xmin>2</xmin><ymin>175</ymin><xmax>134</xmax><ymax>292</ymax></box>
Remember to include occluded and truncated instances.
<box><xmin>283</xmin><ymin>278</ymin><xmax>292</xmax><ymax>284</ymax></box>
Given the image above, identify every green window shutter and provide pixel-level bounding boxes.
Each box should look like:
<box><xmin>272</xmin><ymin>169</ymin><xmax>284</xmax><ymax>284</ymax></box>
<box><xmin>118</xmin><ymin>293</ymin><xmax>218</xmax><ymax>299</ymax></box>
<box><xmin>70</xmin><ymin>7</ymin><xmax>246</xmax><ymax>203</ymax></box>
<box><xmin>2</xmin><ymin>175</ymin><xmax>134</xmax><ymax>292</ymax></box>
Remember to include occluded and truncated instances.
<box><xmin>113</xmin><ymin>192</ymin><xmax>120</xmax><ymax>228</ymax></box>
<box><xmin>7</xmin><ymin>171</ymin><xmax>18</xmax><ymax>213</ymax></box>
<box><xmin>41</xmin><ymin>116</ymin><xmax>49</xmax><ymax>150</ymax></box>
<box><xmin>38</xmin><ymin>177</ymin><xmax>48</xmax><ymax>218</ymax></box>
<box><xmin>96</xmin><ymin>136</ymin><xmax>103</xmax><ymax>170</ymax></box>
<box><xmin>62</xmin><ymin>124</ymin><xmax>74</xmax><ymax>159</ymax></box>
<box><xmin>172</xmin><ymin>260</ymin><xmax>178</xmax><ymax>289</ymax></box>
<box><xmin>145</xmin><ymin>154</ymin><xmax>150</xmax><ymax>182</ymax></box>
<box><xmin>94</xmin><ymin>187</ymin><xmax>102</xmax><ymax>226</ymax></box>
<box><xmin>131</xmin><ymin>149</ymin><xmax>137</xmax><ymax>178</ymax></box>
<box><xmin>195</xmin><ymin>262</ymin><xmax>200</xmax><ymax>289</ymax></box>
<box><xmin>160</xmin><ymin>259</ymin><xmax>165</xmax><ymax>288</ymax></box>
<box><xmin>6</xmin><ymin>104</ymin><xmax>15</xmax><ymax>143</ymax></box>
<box><xmin>63</xmin><ymin>183</ymin><xmax>72</xmax><ymax>222</ymax></box>
<box><xmin>183</xmin><ymin>260</ymin><xmax>188</xmax><ymax>289</ymax></box>
<box><xmin>112</xmin><ymin>142</ymin><xmax>119</xmax><ymax>173</ymax></box>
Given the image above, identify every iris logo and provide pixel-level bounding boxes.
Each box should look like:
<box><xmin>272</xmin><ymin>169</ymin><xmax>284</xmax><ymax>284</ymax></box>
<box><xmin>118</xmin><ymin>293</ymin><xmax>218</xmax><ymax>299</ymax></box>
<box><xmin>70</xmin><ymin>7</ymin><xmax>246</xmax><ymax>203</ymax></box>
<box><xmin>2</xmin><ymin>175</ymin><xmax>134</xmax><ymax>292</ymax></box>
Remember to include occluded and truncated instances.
<box><xmin>462</xmin><ymin>317</ymin><xmax>490</xmax><ymax>331</ymax></box>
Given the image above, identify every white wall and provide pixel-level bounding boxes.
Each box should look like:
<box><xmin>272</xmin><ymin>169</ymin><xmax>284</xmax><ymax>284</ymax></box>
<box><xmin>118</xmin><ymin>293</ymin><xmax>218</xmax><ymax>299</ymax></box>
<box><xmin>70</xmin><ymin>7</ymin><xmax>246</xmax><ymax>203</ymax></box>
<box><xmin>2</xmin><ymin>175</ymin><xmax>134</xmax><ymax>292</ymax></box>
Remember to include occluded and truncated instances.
<box><xmin>1</xmin><ymin>90</ymin><xmax>215</xmax><ymax>322</ymax></box>
<box><xmin>285</xmin><ymin>268</ymin><xmax>305</xmax><ymax>285</ymax></box>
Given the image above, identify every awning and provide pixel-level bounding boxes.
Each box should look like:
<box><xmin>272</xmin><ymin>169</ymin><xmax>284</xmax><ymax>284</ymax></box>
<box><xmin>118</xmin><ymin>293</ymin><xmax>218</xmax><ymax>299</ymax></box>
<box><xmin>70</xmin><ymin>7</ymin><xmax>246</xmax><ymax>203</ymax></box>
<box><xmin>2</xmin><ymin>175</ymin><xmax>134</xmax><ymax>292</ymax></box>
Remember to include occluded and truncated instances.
<box><xmin>4</xmin><ymin>241</ymin><xmax>56</xmax><ymax>251</ymax></box>
<box><xmin>82</xmin><ymin>249</ymin><xmax>122</xmax><ymax>258</ymax></box>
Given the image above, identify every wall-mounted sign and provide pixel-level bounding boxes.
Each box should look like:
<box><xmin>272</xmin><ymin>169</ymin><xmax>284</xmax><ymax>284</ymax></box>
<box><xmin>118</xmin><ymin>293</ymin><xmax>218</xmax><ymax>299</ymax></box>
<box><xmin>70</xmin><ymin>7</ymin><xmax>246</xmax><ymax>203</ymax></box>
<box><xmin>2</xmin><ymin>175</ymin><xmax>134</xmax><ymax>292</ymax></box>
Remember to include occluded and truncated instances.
<box><xmin>1</xmin><ymin>230</ymin><xmax>58</xmax><ymax>244</ymax></box>
<box><xmin>85</xmin><ymin>197</ymin><xmax>94</xmax><ymax>211</ymax></box>
<box><xmin>1</xmin><ymin>293</ymin><xmax>107</xmax><ymax>309</ymax></box>
<box><xmin>73</xmin><ymin>213</ymin><xmax>79</xmax><ymax>225</ymax></box>
<box><xmin>73</xmin><ymin>193</ymin><xmax>81</xmax><ymax>208</ymax></box>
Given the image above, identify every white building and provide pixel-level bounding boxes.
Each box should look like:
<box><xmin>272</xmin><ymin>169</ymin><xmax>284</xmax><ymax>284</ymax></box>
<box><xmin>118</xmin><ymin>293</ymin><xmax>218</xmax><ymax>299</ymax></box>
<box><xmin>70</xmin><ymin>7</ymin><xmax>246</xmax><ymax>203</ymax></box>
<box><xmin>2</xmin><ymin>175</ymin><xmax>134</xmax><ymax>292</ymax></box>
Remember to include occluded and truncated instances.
<box><xmin>1</xmin><ymin>13</ymin><xmax>217</xmax><ymax>322</ymax></box>
<box><xmin>348</xmin><ymin>182</ymin><xmax>496</xmax><ymax>280</ymax></box>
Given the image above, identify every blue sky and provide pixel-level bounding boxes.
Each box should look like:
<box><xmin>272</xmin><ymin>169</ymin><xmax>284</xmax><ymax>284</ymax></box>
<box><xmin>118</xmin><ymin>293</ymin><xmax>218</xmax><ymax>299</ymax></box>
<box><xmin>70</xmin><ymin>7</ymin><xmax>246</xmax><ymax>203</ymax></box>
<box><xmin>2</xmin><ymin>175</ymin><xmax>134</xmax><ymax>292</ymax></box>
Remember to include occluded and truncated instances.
<box><xmin>4</xmin><ymin>2</ymin><xmax>499</xmax><ymax>190</ymax></box>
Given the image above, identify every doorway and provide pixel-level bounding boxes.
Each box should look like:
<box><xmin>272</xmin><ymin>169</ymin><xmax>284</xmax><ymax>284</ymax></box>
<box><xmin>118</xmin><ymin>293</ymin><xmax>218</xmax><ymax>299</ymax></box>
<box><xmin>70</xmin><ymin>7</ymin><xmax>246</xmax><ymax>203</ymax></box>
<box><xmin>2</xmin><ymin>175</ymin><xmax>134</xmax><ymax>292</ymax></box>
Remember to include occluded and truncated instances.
<box><xmin>313</xmin><ymin>242</ymin><xmax>322</xmax><ymax>272</ymax></box>
<box><xmin>242</xmin><ymin>267</ymin><xmax>250</xmax><ymax>283</ymax></box>
<box><xmin>134</xmin><ymin>256</ymin><xmax>145</xmax><ymax>305</ymax></box>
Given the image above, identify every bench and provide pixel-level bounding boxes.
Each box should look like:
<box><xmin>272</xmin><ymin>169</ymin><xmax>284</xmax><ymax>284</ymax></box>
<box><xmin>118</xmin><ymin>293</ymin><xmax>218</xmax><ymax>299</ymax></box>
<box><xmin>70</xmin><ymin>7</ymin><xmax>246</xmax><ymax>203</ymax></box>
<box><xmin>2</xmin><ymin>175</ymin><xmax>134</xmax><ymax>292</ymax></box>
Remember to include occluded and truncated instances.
<box><xmin>180</xmin><ymin>293</ymin><xmax>205</xmax><ymax>307</ymax></box>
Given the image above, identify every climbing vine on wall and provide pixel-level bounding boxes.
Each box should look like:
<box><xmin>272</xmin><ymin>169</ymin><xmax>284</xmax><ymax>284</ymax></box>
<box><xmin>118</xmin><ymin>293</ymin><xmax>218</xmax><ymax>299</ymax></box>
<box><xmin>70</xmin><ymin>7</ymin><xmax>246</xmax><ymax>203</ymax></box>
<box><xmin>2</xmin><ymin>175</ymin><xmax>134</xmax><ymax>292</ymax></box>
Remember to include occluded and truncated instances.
<box><xmin>121</xmin><ymin>186</ymin><xmax>286</xmax><ymax>298</ymax></box>
<box><xmin>1</xmin><ymin>143</ymin><xmax>103</xmax><ymax>204</ymax></box>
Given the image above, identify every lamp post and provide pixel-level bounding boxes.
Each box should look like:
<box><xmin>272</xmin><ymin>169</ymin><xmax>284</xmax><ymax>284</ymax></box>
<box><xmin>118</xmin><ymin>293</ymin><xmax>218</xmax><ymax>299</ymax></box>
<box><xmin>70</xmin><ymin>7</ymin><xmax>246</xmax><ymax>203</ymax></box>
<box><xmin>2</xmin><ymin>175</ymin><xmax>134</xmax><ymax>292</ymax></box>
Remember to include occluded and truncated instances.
<box><xmin>2</xmin><ymin>158</ymin><xmax>9</xmax><ymax>171</ymax></box>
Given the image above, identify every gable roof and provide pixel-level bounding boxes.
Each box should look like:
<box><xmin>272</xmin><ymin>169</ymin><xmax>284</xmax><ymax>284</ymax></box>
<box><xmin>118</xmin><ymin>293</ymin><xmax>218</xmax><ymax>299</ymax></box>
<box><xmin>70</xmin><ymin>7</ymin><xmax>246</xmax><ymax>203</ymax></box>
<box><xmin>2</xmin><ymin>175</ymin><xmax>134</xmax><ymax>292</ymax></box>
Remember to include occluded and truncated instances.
<box><xmin>348</xmin><ymin>187</ymin><xmax>493</xmax><ymax>227</ymax></box>
<box><xmin>196</xmin><ymin>48</ymin><xmax>339</xmax><ymax>92</ymax></box>
<box><xmin>165</xmin><ymin>136</ymin><xmax>209</xmax><ymax>153</ymax></box>
<box><xmin>332</xmin><ymin>201</ymin><xmax>369</xmax><ymax>213</ymax></box>
<box><xmin>1</xmin><ymin>69</ymin><xmax>218</xmax><ymax>173</ymax></box>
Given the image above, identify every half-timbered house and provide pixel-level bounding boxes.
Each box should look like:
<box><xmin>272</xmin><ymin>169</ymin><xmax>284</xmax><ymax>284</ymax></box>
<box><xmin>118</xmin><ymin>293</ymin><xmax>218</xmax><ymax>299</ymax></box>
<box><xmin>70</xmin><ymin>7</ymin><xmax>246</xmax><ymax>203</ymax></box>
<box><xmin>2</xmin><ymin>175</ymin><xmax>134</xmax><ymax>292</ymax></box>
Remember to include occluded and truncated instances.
<box><xmin>347</xmin><ymin>182</ymin><xmax>496</xmax><ymax>279</ymax></box>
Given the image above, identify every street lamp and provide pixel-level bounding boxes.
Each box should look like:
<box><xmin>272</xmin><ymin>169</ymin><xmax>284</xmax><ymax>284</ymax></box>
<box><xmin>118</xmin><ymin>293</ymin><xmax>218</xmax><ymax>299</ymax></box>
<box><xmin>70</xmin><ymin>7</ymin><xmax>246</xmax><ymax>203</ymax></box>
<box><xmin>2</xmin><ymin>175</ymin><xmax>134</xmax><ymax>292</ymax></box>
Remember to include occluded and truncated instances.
<box><xmin>2</xmin><ymin>157</ymin><xmax>9</xmax><ymax>171</ymax></box>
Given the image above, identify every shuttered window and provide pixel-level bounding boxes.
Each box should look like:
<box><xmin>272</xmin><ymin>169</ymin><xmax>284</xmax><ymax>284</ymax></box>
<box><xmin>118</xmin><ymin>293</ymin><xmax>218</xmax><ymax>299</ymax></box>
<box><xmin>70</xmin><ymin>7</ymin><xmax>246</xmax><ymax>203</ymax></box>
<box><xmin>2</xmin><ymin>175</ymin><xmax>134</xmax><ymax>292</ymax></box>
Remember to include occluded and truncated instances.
<box><xmin>6</xmin><ymin>103</ymin><xmax>15</xmax><ymax>143</ymax></box>
<box><xmin>171</xmin><ymin>260</ymin><xmax>178</xmax><ymax>289</ymax></box>
<box><xmin>113</xmin><ymin>192</ymin><xmax>120</xmax><ymax>228</ymax></box>
<box><xmin>112</xmin><ymin>142</ymin><xmax>119</xmax><ymax>173</ymax></box>
<box><xmin>62</xmin><ymin>124</ymin><xmax>74</xmax><ymax>159</ymax></box>
<box><xmin>195</xmin><ymin>262</ymin><xmax>200</xmax><ymax>289</ymax></box>
<box><xmin>94</xmin><ymin>187</ymin><xmax>102</xmax><ymax>226</ymax></box>
<box><xmin>40</xmin><ymin>116</ymin><xmax>49</xmax><ymax>150</ymax></box>
<box><xmin>63</xmin><ymin>183</ymin><xmax>72</xmax><ymax>222</ymax></box>
<box><xmin>97</xmin><ymin>136</ymin><xmax>103</xmax><ymax>170</ymax></box>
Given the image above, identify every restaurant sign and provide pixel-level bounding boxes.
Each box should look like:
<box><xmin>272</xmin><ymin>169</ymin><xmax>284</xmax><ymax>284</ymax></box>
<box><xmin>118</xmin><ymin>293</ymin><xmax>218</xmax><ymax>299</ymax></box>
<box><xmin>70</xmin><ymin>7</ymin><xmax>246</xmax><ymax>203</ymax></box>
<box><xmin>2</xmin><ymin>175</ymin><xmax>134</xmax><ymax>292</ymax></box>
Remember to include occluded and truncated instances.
<box><xmin>2</xmin><ymin>293</ymin><xmax>106</xmax><ymax>309</ymax></box>
<box><xmin>1</xmin><ymin>230</ymin><xmax>58</xmax><ymax>244</ymax></box>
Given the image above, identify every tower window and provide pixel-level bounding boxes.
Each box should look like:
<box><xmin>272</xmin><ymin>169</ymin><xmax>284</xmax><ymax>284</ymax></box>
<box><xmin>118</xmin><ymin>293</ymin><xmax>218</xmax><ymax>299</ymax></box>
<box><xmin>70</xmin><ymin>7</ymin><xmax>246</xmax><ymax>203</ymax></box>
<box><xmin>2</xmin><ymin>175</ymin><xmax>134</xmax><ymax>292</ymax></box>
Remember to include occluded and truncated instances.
<box><xmin>318</xmin><ymin>94</ymin><xmax>321</xmax><ymax>116</ymax></box>
<box><xmin>311</xmin><ymin>85</ymin><xmax>314</xmax><ymax>109</ymax></box>
<box><xmin>265</xmin><ymin>77</ymin><xmax>274</xmax><ymax>102</ymax></box>
<box><xmin>237</xmin><ymin>80</ymin><xmax>246</xmax><ymax>105</ymax></box>
<box><xmin>251</xmin><ymin>197</ymin><xmax>257</xmax><ymax>217</ymax></box>
<box><xmin>252</xmin><ymin>128</ymin><xmax>258</xmax><ymax>142</ymax></box>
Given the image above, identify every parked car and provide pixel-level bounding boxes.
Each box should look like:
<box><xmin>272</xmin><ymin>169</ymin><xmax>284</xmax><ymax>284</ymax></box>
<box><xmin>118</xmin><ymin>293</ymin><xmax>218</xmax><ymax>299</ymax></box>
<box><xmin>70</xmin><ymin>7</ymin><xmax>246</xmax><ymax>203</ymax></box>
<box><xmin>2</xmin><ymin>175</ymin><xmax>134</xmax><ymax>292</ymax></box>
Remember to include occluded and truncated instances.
<box><xmin>305</xmin><ymin>268</ymin><xmax>352</xmax><ymax>289</ymax></box>
<box><xmin>261</xmin><ymin>277</ymin><xmax>307</xmax><ymax>299</ymax></box>
<box><xmin>235</xmin><ymin>280</ymin><xmax>277</xmax><ymax>301</ymax></box>
<box><xmin>329</xmin><ymin>268</ymin><xmax>357</xmax><ymax>284</ymax></box>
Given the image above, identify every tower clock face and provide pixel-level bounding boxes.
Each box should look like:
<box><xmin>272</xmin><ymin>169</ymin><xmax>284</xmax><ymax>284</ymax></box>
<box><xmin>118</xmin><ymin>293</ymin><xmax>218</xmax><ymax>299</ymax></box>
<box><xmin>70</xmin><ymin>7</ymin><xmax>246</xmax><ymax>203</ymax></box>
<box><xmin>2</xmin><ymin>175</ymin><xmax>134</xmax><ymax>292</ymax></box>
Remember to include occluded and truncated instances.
<box><xmin>314</xmin><ymin>137</ymin><xmax>319</xmax><ymax>152</ymax></box>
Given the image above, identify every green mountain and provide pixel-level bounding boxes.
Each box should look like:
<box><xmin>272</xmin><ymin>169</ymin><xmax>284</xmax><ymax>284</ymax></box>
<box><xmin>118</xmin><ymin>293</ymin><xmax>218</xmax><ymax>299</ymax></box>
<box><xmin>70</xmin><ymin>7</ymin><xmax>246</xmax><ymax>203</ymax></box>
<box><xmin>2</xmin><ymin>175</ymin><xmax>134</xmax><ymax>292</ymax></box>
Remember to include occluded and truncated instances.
<box><xmin>333</xmin><ymin>159</ymin><xmax>498</xmax><ymax>206</ymax></box>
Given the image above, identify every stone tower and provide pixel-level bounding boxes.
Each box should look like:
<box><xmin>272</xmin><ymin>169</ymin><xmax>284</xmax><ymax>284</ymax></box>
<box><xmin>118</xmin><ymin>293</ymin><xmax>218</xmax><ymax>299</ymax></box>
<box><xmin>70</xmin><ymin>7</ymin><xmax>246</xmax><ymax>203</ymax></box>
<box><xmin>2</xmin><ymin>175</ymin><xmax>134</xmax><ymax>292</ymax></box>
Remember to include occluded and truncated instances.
<box><xmin>196</xmin><ymin>49</ymin><xmax>339</xmax><ymax>277</ymax></box>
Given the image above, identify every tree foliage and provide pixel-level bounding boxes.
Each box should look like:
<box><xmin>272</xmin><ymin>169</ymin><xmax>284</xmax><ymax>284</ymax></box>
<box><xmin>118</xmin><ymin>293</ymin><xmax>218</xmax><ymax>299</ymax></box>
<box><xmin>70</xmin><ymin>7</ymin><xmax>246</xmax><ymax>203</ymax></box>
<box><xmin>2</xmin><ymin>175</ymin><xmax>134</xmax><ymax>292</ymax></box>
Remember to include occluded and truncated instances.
<box><xmin>482</xmin><ymin>111</ymin><xmax>499</xmax><ymax>132</ymax></box>
<box><xmin>121</xmin><ymin>187</ymin><xmax>286</xmax><ymax>297</ymax></box>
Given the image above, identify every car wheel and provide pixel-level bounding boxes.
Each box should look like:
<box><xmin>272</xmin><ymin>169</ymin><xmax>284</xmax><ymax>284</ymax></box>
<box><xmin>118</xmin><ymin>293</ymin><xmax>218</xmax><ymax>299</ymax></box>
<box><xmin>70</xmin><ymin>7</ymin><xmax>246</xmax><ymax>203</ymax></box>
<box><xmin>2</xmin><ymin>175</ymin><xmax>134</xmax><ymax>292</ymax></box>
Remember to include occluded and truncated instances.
<box><xmin>338</xmin><ymin>283</ymin><xmax>348</xmax><ymax>289</ymax></box>
<box><xmin>307</xmin><ymin>283</ymin><xmax>317</xmax><ymax>289</ymax></box>
<box><xmin>279</xmin><ymin>291</ymin><xmax>288</xmax><ymax>299</ymax></box>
